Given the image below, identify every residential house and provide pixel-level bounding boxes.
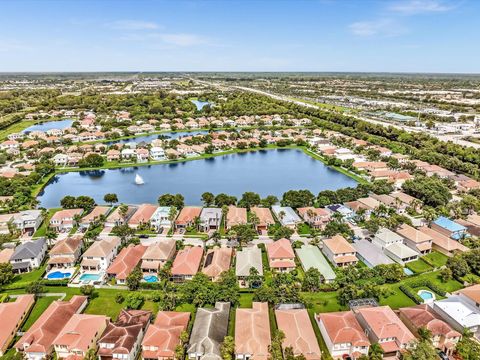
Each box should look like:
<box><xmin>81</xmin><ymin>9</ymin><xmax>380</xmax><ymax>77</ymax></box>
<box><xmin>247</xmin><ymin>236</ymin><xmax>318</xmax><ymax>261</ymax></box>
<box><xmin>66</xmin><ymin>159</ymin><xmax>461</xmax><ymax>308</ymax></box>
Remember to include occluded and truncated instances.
<box><xmin>128</xmin><ymin>204</ymin><xmax>158</xmax><ymax>229</ymax></box>
<box><xmin>79</xmin><ymin>206</ymin><xmax>111</xmax><ymax>230</ymax></box>
<box><xmin>81</xmin><ymin>236</ymin><xmax>121</xmax><ymax>272</ymax></box>
<box><xmin>47</xmin><ymin>235</ymin><xmax>83</xmax><ymax>270</ymax></box>
<box><xmin>12</xmin><ymin>210</ymin><xmax>43</xmax><ymax>235</ymax></box>
<box><xmin>250</xmin><ymin>207</ymin><xmax>275</xmax><ymax>232</ymax></box>
<box><xmin>105</xmin><ymin>205</ymin><xmax>137</xmax><ymax>227</ymax></box>
<box><xmin>235</xmin><ymin>246</ymin><xmax>263</xmax><ymax>286</ymax></box>
<box><xmin>175</xmin><ymin>207</ymin><xmax>202</xmax><ymax>230</ymax></box>
<box><xmin>53</xmin><ymin>314</ymin><xmax>109</xmax><ymax>359</ymax></box>
<box><xmin>150</xmin><ymin>147</ymin><xmax>165</xmax><ymax>161</ymax></box>
<box><xmin>235</xmin><ymin>302</ymin><xmax>271</xmax><ymax>360</ymax></box>
<box><xmin>171</xmin><ymin>246</ymin><xmax>203</xmax><ymax>282</ymax></box>
<box><xmin>275</xmin><ymin>308</ymin><xmax>321</xmax><ymax>360</ymax></box>
<box><xmin>107</xmin><ymin>244</ymin><xmax>147</xmax><ymax>284</ymax></box>
<box><xmin>10</xmin><ymin>239</ymin><xmax>47</xmax><ymax>273</ymax></box>
<box><xmin>271</xmin><ymin>205</ymin><xmax>302</xmax><ymax>228</ymax></box>
<box><xmin>373</xmin><ymin>228</ymin><xmax>418</xmax><ymax>265</ymax></box>
<box><xmin>202</xmin><ymin>247</ymin><xmax>233</xmax><ymax>281</ymax></box>
<box><xmin>316</xmin><ymin>311</ymin><xmax>370</xmax><ymax>360</ymax></box>
<box><xmin>151</xmin><ymin>206</ymin><xmax>174</xmax><ymax>231</ymax></box>
<box><xmin>50</xmin><ymin>208</ymin><xmax>83</xmax><ymax>232</ymax></box>
<box><xmin>199</xmin><ymin>208</ymin><xmax>222</xmax><ymax>232</ymax></box>
<box><xmin>418</xmin><ymin>226</ymin><xmax>468</xmax><ymax>257</ymax></box>
<box><xmin>15</xmin><ymin>296</ymin><xmax>88</xmax><ymax>360</ymax></box>
<box><xmin>355</xmin><ymin>306</ymin><xmax>415</xmax><ymax>358</ymax></box>
<box><xmin>396</xmin><ymin>223</ymin><xmax>432</xmax><ymax>254</ymax></box>
<box><xmin>352</xmin><ymin>240</ymin><xmax>394</xmax><ymax>268</ymax></box>
<box><xmin>141</xmin><ymin>239</ymin><xmax>176</xmax><ymax>274</ymax></box>
<box><xmin>390</xmin><ymin>191</ymin><xmax>418</xmax><ymax>212</ymax></box>
<box><xmin>0</xmin><ymin>295</ymin><xmax>35</xmax><ymax>356</ymax></box>
<box><xmin>297</xmin><ymin>207</ymin><xmax>331</xmax><ymax>230</ymax></box>
<box><xmin>322</xmin><ymin>235</ymin><xmax>358</xmax><ymax>268</ymax></box>
<box><xmin>295</xmin><ymin>245</ymin><xmax>336</xmax><ymax>283</ymax></box>
<box><xmin>98</xmin><ymin>309</ymin><xmax>152</xmax><ymax>360</ymax></box>
<box><xmin>141</xmin><ymin>311</ymin><xmax>190</xmax><ymax>360</ymax></box>
<box><xmin>225</xmin><ymin>205</ymin><xmax>247</xmax><ymax>229</ymax></box>
<box><xmin>325</xmin><ymin>204</ymin><xmax>354</xmax><ymax>221</ymax></box>
<box><xmin>266</xmin><ymin>238</ymin><xmax>296</xmax><ymax>272</ymax></box>
<box><xmin>431</xmin><ymin>216</ymin><xmax>469</xmax><ymax>240</ymax></box>
<box><xmin>398</xmin><ymin>305</ymin><xmax>461</xmax><ymax>355</ymax></box>
<box><xmin>187</xmin><ymin>302</ymin><xmax>230</xmax><ymax>360</ymax></box>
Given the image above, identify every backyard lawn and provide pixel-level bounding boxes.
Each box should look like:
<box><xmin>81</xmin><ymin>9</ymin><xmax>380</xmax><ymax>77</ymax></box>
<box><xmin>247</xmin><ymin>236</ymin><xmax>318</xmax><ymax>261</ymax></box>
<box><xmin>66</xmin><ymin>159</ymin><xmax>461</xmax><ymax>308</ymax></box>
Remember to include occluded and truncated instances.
<box><xmin>22</xmin><ymin>295</ymin><xmax>60</xmax><ymax>330</ymax></box>
<box><xmin>422</xmin><ymin>251</ymin><xmax>448</xmax><ymax>268</ymax></box>
<box><xmin>302</xmin><ymin>291</ymin><xmax>347</xmax><ymax>313</ymax></box>
<box><xmin>405</xmin><ymin>259</ymin><xmax>432</xmax><ymax>274</ymax></box>
<box><xmin>33</xmin><ymin>208</ymin><xmax>61</xmax><ymax>237</ymax></box>
<box><xmin>10</xmin><ymin>265</ymin><xmax>46</xmax><ymax>286</ymax></box>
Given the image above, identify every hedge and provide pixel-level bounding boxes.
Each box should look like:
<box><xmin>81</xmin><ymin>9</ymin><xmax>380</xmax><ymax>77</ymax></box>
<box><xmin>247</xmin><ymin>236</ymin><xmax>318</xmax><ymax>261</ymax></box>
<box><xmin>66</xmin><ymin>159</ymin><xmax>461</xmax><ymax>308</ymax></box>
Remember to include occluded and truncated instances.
<box><xmin>399</xmin><ymin>285</ymin><xmax>423</xmax><ymax>304</ymax></box>
<box><xmin>408</xmin><ymin>279</ymin><xmax>447</xmax><ymax>296</ymax></box>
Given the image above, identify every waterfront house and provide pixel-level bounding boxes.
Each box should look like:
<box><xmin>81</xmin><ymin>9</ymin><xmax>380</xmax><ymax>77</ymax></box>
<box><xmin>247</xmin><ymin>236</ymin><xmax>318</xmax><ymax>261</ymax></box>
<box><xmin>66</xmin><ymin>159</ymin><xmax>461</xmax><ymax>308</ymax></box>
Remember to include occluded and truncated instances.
<box><xmin>141</xmin><ymin>239</ymin><xmax>176</xmax><ymax>274</ymax></box>
<box><xmin>322</xmin><ymin>235</ymin><xmax>358</xmax><ymax>268</ymax></box>
<box><xmin>235</xmin><ymin>246</ymin><xmax>263</xmax><ymax>286</ymax></box>
<box><xmin>199</xmin><ymin>207</ymin><xmax>222</xmax><ymax>232</ymax></box>
<box><xmin>171</xmin><ymin>246</ymin><xmax>203</xmax><ymax>282</ymax></box>
<box><xmin>128</xmin><ymin>204</ymin><xmax>158</xmax><ymax>229</ymax></box>
<box><xmin>53</xmin><ymin>314</ymin><xmax>109</xmax><ymax>359</ymax></box>
<box><xmin>316</xmin><ymin>311</ymin><xmax>370</xmax><ymax>360</ymax></box>
<box><xmin>266</xmin><ymin>238</ymin><xmax>296</xmax><ymax>272</ymax></box>
<box><xmin>396</xmin><ymin>223</ymin><xmax>432</xmax><ymax>254</ymax></box>
<box><xmin>49</xmin><ymin>208</ymin><xmax>83</xmax><ymax>232</ymax></box>
<box><xmin>141</xmin><ymin>311</ymin><xmax>190</xmax><ymax>360</ymax></box>
<box><xmin>15</xmin><ymin>296</ymin><xmax>88</xmax><ymax>360</ymax></box>
<box><xmin>175</xmin><ymin>206</ymin><xmax>202</xmax><ymax>230</ymax></box>
<box><xmin>431</xmin><ymin>216</ymin><xmax>469</xmax><ymax>240</ymax></box>
<box><xmin>418</xmin><ymin>226</ymin><xmax>468</xmax><ymax>256</ymax></box>
<box><xmin>187</xmin><ymin>302</ymin><xmax>230</xmax><ymax>360</ymax></box>
<box><xmin>12</xmin><ymin>210</ymin><xmax>43</xmax><ymax>235</ymax></box>
<box><xmin>81</xmin><ymin>236</ymin><xmax>121</xmax><ymax>272</ymax></box>
<box><xmin>47</xmin><ymin>235</ymin><xmax>83</xmax><ymax>270</ymax></box>
<box><xmin>107</xmin><ymin>244</ymin><xmax>147</xmax><ymax>284</ymax></box>
<box><xmin>10</xmin><ymin>238</ymin><xmax>47</xmax><ymax>273</ymax></box>
<box><xmin>355</xmin><ymin>306</ymin><xmax>415</xmax><ymax>358</ymax></box>
<box><xmin>398</xmin><ymin>305</ymin><xmax>461</xmax><ymax>355</ymax></box>
<box><xmin>98</xmin><ymin>309</ymin><xmax>152</xmax><ymax>360</ymax></box>
<box><xmin>352</xmin><ymin>239</ymin><xmax>394</xmax><ymax>268</ymax></box>
<box><xmin>151</xmin><ymin>206</ymin><xmax>174</xmax><ymax>231</ymax></box>
<box><xmin>79</xmin><ymin>206</ymin><xmax>111</xmax><ymax>230</ymax></box>
<box><xmin>150</xmin><ymin>147</ymin><xmax>166</xmax><ymax>161</ymax></box>
<box><xmin>106</xmin><ymin>149</ymin><xmax>121</xmax><ymax>161</ymax></box>
<box><xmin>295</xmin><ymin>244</ymin><xmax>336</xmax><ymax>283</ymax></box>
<box><xmin>250</xmin><ymin>207</ymin><xmax>275</xmax><ymax>232</ymax></box>
<box><xmin>275</xmin><ymin>308</ymin><xmax>321</xmax><ymax>360</ymax></box>
<box><xmin>235</xmin><ymin>302</ymin><xmax>271</xmax><ymax>360</ymax></box>
<box><xmin>202</xmin><ymin>247</ymin><xmax>233</xmax><ymax>281</ymax></box>
<box><xmin>271</xmin><ymin>205</ymin><xmax>302</xmax><ymax>228</ymax></box>
<box><xmin>225</xmin><ymin>205</ymin><xmax>247</xmax><ymax>229</ymax></box>
<box><xmin>325</xmin><ymin>204</ymin><xmax>354</xmax><ymax>221</ymax></box>
<box><xmin>297</xmin><ymin>207</ymin><xmax>331</xmax><ymax>229</ymax></box>
<box><xmin>105</xmin><ymin>205</ymin><xmax>137</xmax><ymax>227</ymax></box>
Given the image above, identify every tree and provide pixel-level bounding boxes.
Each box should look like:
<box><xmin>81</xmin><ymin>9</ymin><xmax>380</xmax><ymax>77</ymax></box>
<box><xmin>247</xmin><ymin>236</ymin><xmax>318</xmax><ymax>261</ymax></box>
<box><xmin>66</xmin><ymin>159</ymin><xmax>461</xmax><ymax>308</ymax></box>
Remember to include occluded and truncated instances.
<box><xmin>168</xmin><ymin>207</ymin><xmax>178</xmax><ymax>227</ymax></box>
<box><xmin>238</xmin><ymin>192</ymin><xmax>261</xmax><ymax>210</ymax></box>
<box><xmin>60</xmin><ymin>195</ymin><xmax>76</xmax><ymax>209</ymax></box>
<box><xmin>84</xmin><ymin>348</ymin><xmax>97</xmax><ymax>360</ymax></box>
<box><xmin>367</xmin><ymin>343</ymin><xmax>384</xmax><ymax>360</ymax></box>
<box><xmin>456</xmin><ymin>330</ymin><xmax>480</xmax><ymax>360</ymax></box>
<box><xmin>281</xmin><ymin>190</ymin><xmax>315</xmax><ymax>208</ymax></box>
<box><xmin>214</xmin><ymin>193</ymin><xmax>237</xmax><ymax>207</ymax></box>
<box><xmin>111</xmin><ymin>223</ymin><xmax>135</xmax><ymax>242</ymax></box>
<box><xmin>45</xmin><ymin>228</ymin><xmax>58</xmax><ymax>243</ymax></box>
<box><xmin>261</xmin><ymin>195</ymin><xmax>279</xmax><ymax>208</ymax></box>
<box><xmin>403</xmin><ymin>339</ymin><xmax>437</xmax><ymax>360</ymax></box>
<box><xmin>78</xmin><ymin>153</ymin><xmax>104</xmax><ymax>168</ymax></box>
<box><xmin>103</xmin><ymin>193</ymin><xmax>118</xmax><ymax>205</ymax></box>
<box><xmin>126</xmin><ymin>267</ymin><xmax>143</xmax><ymax>290</ymax></box>
<box><xmin>247</xmin><ymin>267</ymin><xmax>262</xmax><ymax>288</ymax></box>
<box><xmin>338</xmin><ymin>284</ymin><xmax>359</xmax><ymax>305</ymax></box>
<box><xmin>402</xmin><ymin>175</ymin><xmax>452</xmax><ymax>207</ymax></box>
<box><xmin>220</xmin><ymin>336</ymin><xmax>235</xmax><ymax>360</ymax></box>
<box><xmin>446</xmin><ymin>254</ymin><xmax>470</xmax><ymax>278</ymax></box>
<box><xmin>201</xmin><ymin>192</ymin><xmax>215</xmax><ymax>206</ymax></box>
<box><xmin>230</xmin><ymin>224</ymin><xmax>257</xmax><ymax>245</ymax></box>
<box><xmin>75</xmin><ymin>195</ymin><xmax>96</xmax><ymax>213</ymax></box>
<box><xmin>0</xmin><ymin>263</ymin><xmax>14</xmax><ymax>285</ymax></box>
<box><xmin>302</xmin><ymin>267</ymin><xmax>322</xmax><ymax>292</ymax></box>
<box><xmin>270</xmin><ymin>225</ymin><xmax>294</xmax><ymax>240</ymax></box>
<box><xmin>440</xmin><ymin>267</ymin><xmax>453</xmax><ymax>282</ymax></box>
<box><xmin>158</xmin><ymin>193</ymin><xmax>184</xmax><ymax>208</ymax></box>
<box><xmin>80</xmin><ymin>285</ymin><xmax>95</xmax><ymax>297</ymax></box>
<box><xmin>26</xmin><ymin>281</ymin><xmax>45</xmax><ymax>295</ymax></box>
<box><xmin>269</xmin><ymin>330</ymin><xmax>286</xmax><ymax>360</ymax></box>
<box><xmin>216</xmin><ymin>269</ymin><xmax>240</xmax><ymax>305</ymax></box>
<box><xmin>118</xmin><ymin>203</ymin><xmax>129</xmax><ymax>220</ymax></box>
<box><xmin>124</xmin><ymin>292</ymin><xmax>145</xmax><ymax>309</ymax></box>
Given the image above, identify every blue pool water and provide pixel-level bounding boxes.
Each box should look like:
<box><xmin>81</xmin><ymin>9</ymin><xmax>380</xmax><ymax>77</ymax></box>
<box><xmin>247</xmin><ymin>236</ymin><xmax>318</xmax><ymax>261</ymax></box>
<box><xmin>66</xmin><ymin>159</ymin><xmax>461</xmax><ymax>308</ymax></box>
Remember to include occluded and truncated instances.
<box><xmin>22</xmin><ymin>119</ymin><xmax>74</xmax><ymax>133</ymax></box>
<box><xmin>144</xmin><ymin>275</ymin><xmax>158</xmax><ymax>283</ymax></box>
<box><xmin>79</xmin><ymin>273</ymin><xmax>102</xmax><ymax>281</ymax></box>
<box><xmin>419</xmin><ymin>290</ymin><xmax>434</xmax><ymax>300</ymax></box>
<box><xmin>47</xmin><ymin>271</ymin><xmax>71</xmax><ymax>279</ymax></box>
<box><xmin>403</xmin><ymin>268</ymin><xmax>414</xmax><ymax>276</ymax></box>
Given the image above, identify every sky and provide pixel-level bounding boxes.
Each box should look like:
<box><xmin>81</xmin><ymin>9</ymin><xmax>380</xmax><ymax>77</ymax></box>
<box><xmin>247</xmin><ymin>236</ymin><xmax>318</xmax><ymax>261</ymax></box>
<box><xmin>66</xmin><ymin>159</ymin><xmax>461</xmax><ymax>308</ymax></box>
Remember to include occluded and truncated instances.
<box><xmin>0</xmin><ymin>0</ymin><xmax>479</xmax><ymax>73</ymax></box>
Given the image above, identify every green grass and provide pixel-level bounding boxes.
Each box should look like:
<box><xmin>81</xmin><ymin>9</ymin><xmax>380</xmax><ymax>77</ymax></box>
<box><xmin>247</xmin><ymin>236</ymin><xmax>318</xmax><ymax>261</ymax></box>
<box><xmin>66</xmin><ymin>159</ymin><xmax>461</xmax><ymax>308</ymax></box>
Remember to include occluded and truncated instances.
<box><xmin>33</xmin><ymin>208</ymin><xmax>61</xmax><ymax>237</ymax></box>
<box><xmin>239</xmin><ymin>293</ymin><xmax>254</xmax><ymax>308</ymax></box>
<box><xmin>22</xmin><ymin>296</ymin><xmax>60</xmax><ymax>330</ymax></box>
<box><xmin>175</xmin><ymin>303</ymin><xmax>196</xmax><ymax>313</ymax></box>
<box><xmin>306</xmin><ymin>308</ymin><xmax>333</xmax><ymax>360</ymax></box>
<box><xmin>379</xmin><ymin>282</ymin><xmax>416</xmax><ymax>309</ymax></box>
<box><xmin>405</xmin><ymin>259</ymin><xmax>433</xmax><ymax>274</ymax></box>
<box><xmin>297</xmin><ymin>223</ymin><xmax>312</xmax><ymax>235</ymax></box>
<box><xmin>10</xmin><ymin>265</ymin><xmax>46</xmax><ymax>286</ymax></box>
<box><xmin>422</xmin><ymin>251</ymin><xmax>448</xmax><ymax>268</ymax></box>
<box><xmin>302</xmin><ymin>291</ymin><xmax>347</xmax><ymax>313</ymax></box>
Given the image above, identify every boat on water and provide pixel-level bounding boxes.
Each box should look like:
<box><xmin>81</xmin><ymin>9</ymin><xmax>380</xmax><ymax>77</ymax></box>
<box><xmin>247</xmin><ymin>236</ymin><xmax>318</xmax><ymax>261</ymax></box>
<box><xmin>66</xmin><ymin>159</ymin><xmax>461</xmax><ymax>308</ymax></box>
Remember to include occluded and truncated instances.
<box><xmin>135</xmin><ymin>174</ymin><xmax>145</xmax><ymax>185</ymax></box>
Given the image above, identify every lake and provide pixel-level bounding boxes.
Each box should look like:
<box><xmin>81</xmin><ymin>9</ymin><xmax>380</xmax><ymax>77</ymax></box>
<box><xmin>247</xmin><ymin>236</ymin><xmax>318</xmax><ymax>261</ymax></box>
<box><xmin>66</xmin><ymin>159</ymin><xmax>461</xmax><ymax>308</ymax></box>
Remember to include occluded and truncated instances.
<box><xmin>191</xmin><ymin>99</ymin><xmax>211</xmax><ymax>110</ymax></box>
<box><xmin>23</xmin><ymin>119</ymin><xmax>74</xmax><ymax>133</ymax></box>
<box><xmin>104</xmin><ymin>130</ymin><xmax>212</xmax><ymax>145</ymax></box>
<box><xmin>37</xmin><ymin>149</ymin><xmax>358</xmax><ymax>207</ymax></box>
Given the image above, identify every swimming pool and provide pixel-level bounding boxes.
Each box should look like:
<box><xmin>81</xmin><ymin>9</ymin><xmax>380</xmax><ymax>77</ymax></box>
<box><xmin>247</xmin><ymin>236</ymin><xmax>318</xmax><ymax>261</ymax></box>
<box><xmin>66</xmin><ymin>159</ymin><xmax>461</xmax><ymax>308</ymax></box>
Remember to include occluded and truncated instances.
<box><xmin>144</xmin><ymin>275</ymin><xmax>158</xmax><ymax>283</ymax></box>
<box><xmin>403</xmin><ymin>268</ymin><xmax>414</xmax><ymax>276</ymax></box>
<box><xmin>47</xmin><ymin>271</ymin><xmax>72</xmax><ymax>280</ymax></box>
<box><xmin>79</xmin><ymin>273</ymin><xmax>102</xmax><ymax>282</ymax></box>
<box><xmin>418</xmin><ymin>289</ymin><xmax>435</xmax><ymax>302</ymax></box>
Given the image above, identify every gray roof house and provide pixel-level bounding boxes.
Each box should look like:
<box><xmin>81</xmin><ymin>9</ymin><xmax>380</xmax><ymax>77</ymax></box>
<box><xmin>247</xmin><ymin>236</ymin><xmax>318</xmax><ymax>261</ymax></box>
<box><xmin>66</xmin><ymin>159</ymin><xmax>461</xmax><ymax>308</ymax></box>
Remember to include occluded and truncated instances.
<box><xmin>187</xmin><ymin>302</ymin><xmax>230</xmax><ymax>360</ymax></box>
<box><xmin>271</xmin><ymin>205</ymin><xmax>302</xmax><ymax>228</ymax></box>
<box><xmin>10</xmin><ymin>238</ymin><xmax>47</xmax><ymax>273</ymax></box>
<box><xmin>235</xmin><ymin>246</ymin><xmax>263</xmax><ymax>278</ymax></box>
<box><xmin>199</xmin><ymin>208</ymin><xmax>222</xmax><ymax>232</ymax></box>
<box><xmin>352</xmin><ymin>239</ymin><xmax>395</xmax><ymax>268</ymax></box>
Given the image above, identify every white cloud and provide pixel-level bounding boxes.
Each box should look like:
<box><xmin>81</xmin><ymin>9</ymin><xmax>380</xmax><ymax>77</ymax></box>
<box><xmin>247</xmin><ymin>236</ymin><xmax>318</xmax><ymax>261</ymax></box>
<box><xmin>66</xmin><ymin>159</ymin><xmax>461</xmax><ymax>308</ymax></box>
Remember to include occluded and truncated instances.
<box><xmin>389</xmin><ymin>0</ymin><xmax>453</xmax><ymax>15</ymax></box>
<box><xmin>156</xmin><ymin>33</ymin><xmax>209</xmax><ymax>46</ymax></box>
<box><xmin>349</xmin><ymin>19</ymin><xmax>406</xmax><ymax>37</ymax></box>
<box><xmin>107</xmin><ymin>20</ymin><xmax>160</xmax><ymax>30</ymax></box>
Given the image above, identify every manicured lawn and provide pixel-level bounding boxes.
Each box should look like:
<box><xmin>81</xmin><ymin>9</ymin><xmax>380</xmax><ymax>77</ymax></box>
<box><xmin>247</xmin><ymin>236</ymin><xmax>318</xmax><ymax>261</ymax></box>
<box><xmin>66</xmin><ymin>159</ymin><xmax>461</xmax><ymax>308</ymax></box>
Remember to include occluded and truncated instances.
<box><xmin>417</xmin><ymin>271</ymin><xmax>463</xmax><ymax>293</ymax></box>
<box><xmin>423</xmin><ymin>251</ymin><xmax>448</xmax><ymax>268</ymax></box>
<box><xmin>22</xmin><ymin>296</ymin><xmax>60</xmax><ymax>330</ymax></box>
<box><xmin>239</xmin><ymin>293</ymin><xmax>254</xmax><ymax>308</ymax></box>
<box><xmin>175</xmin><ymin>303</ymin><xmax>196</xmax><ymax>313</ymax></box>
<box><xmin>379</xmin><ymin>282</ymin><xmax>416</xmax><ymax>309</ymax></box>
<box><xmin>297</xmin><ymin>223</ymin><xmax>312</xmax><ymax>235</ymax></box>
<box><xmin>10</xmin><ymin>265</ymin><xmax>46</xmax><ymax>286</ymax></box>
<box><xmin>302</xmin><ymin>291</ymin><xmax>347</xmax><ymax>313</ymax></box>
<box><xmin>405</xmin><ymin>259</ymin><xmax>433</xmax><ymax>274</ymax></box>
<box><xmin>33</xmin><ymin>208</ymin><xmax>61</xmax><ymax>237</ymax></box>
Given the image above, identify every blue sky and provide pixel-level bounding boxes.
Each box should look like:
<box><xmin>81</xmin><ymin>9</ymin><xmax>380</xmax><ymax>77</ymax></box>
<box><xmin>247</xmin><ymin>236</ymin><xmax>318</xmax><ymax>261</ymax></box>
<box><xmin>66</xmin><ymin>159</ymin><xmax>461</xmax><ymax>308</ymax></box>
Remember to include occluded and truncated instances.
<box><xmin>0</xmin><ymin>0</ymin><xmax>478</xmax><ymax>73</ymax></box>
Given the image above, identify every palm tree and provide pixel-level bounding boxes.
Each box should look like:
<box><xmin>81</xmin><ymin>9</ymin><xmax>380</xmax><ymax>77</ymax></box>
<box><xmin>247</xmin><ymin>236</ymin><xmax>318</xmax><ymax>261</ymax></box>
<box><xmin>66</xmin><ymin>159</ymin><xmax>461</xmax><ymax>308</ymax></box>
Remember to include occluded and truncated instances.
<box><xmin>168</xmin><ymin>207</ymin><xmax>178</xmax><ymax>228</ymax></box>
<box><xmin>222</xmin><ymin>205</ymin><xmax>229</xmax><ymax>230</ymax></box>
<box><xmin>422</xmin><ymin>207</ymin><xmax>437</xmax><ymax>226</ymax></box>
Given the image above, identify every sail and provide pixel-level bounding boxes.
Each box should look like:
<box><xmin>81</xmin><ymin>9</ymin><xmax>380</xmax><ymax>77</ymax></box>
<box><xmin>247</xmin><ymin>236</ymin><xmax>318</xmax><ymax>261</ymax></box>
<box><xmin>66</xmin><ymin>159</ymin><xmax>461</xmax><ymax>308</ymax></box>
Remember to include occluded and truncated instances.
<box><xmin>135</xmin><ymin>174</ymin><xmax>144</xmax><ymax>185</ymax></box>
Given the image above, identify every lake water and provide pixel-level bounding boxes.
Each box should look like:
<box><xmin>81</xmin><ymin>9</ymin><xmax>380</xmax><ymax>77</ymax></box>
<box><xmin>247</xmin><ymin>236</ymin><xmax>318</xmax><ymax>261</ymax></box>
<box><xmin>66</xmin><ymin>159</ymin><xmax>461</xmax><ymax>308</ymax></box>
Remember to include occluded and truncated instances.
<box><xmin>37</xmin><ymin>149</ymin><xmax>358</xmax><ymax>207</ymax></box>
<box><xmin>23</xmin><ymin>119</ymin><xmax>74</xmax><ymax>133</ymax></box>
<box><xmin>191</xmin><ymin>99</ymin><xmax>211</xmax><ymax>110</ymax></box>
<box><xmin>105</xmin><ymin>130</ymin><xmax>212</xmax><ymax>145</ymax></box>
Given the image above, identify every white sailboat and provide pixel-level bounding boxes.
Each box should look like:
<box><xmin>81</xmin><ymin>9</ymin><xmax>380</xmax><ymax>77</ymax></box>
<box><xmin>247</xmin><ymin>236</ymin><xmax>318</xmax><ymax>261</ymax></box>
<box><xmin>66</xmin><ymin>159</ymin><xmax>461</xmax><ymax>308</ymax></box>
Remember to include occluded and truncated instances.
<box><xmin>135</xmin><ymin>173</ymin><xmax>145</xmax><ymax>185</ymax></box>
